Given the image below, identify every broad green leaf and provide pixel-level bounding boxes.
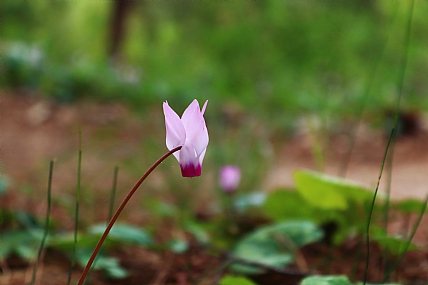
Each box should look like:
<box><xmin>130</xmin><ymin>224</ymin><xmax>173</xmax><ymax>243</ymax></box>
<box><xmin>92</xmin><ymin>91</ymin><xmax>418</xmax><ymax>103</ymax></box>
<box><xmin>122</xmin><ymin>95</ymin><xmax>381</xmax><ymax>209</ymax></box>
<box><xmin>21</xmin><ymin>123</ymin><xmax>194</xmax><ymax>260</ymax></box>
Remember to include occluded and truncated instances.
<box><xmin>104</xmin><ymin>266</ymin><xmax>129</xmax><ymax>279</ymax></box>
<box><xmin>89</xmin><ymin>223</ymin><xmax>153</xmax><ymax>246</ymax></box>
<box><xmin>374</xmin><ymin>235</ymin><xmax>418</xmax><ymax>256</ymax></box>
<box><xmin>231</xmin><ymin>221</ymin><xmax>323</xmax><ymax>274</ymax></box>
<box><xmin>219</xmin><ymin>275</ymin><xmax>257</xmax><ymax>285</ymax></box>
<box><xmin>262</xmin><ymin>189</ymin><xmax>313</xmax><ymax>221</ymax></box>
<box><xmin>76</xmin><ymin>250</ymin><xmax>128</xmax><ymax>279</ymax></box>
<box><xmin>48</xmin><ymin>232</ymin><xmax>107</xmax><ymax>250</ymax></box>
<box><xmin>294</xmin><ymin>170</ymin><xmax>373</xmax><ymax>210</ymax></box>
<box><xmin>234</xmin><ymin>192</ymin><xmax>267</xmax><ymax>213</ymax></box>
<box><xmin>394</xmin><ymin>199</ymin><xmax>427</xmax><ymax>214</ymax></box>
<box><xmin>183</xmin><ymin>221</ymin><xmax>210</xmax><ymax>244</ymax></box>
<box><xmin>16</xmin><ymin>211</ymin><xmax>42</xmax><ymax>229</ymax></box>
<box><xmin>355</xmin><ymin>283</ymin><xmax>400</xmax><ymax>285</ymax></box>
<box><xmin>167</xmin><ymin>238</ymin><xmax>189</xmax><ymax>253</ymax></box>
<box><xmin>301</xmin><ymin>275</ymin><xmax>352</xmax><ymax>285</ymax></box>
<box><xmin>0</xmin><ymin>229</ymin><xmax>43</xmax><ymax>260</ymax></box>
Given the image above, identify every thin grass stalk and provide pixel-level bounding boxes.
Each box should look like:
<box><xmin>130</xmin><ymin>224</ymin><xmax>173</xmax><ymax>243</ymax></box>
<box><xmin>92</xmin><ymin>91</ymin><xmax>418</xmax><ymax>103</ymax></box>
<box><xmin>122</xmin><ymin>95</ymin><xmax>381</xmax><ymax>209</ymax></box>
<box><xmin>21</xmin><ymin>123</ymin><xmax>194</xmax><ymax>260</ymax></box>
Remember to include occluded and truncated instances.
<box><xmin>67</xmin><ymin>129</ymin><xmax>82</xmax><ymax>285</ymax></box>
<box><xmin>382</xmin><ymin>143</ymin><xmax>395</xmax><ymax>233</ymax></box>
<box><xmin>380</xmin><ymin>139</ymin><xmax>395</xmax><ymax>276</ymax></box>
<box><xmin>339</xmin><ymin>4</ymin><xmax>402</xmax><ymax>179</ymax></box>
<box><xmin>108</xmin><ymin>166</ymin><xmax>119</xmax><ymax>222</ymax></box>
<box><xmin>83</xmin><ymin>166</ymin><xmax>120</xmax><ymax>285</ymax></box>
<box><xmin>363</xmin><ymin>132</ymin><xmax>395</xmax><ymax>284</ymax></box>
<box><xmin>382</xmin><ymin>194</ymin><xmax>428</xmax><ymax>282</ymax></box>
<box><xmin>29</xmin><ymin>160</ymin><xmax>54</xmax><ymax>285</ymax></box>
<box><xmin>363</xmin><ymin>1</ymin><xmax>414</xmax><ymax>284</ymax></box>
<box><xmin>338</xmin><ymin>5</ymin><xmax>399</xmax><ymax>178</ymax></box>
<box><xmin>76</xmin><ymin>146</ymin><xmax>181</xmax><ymax>285</ymax></box>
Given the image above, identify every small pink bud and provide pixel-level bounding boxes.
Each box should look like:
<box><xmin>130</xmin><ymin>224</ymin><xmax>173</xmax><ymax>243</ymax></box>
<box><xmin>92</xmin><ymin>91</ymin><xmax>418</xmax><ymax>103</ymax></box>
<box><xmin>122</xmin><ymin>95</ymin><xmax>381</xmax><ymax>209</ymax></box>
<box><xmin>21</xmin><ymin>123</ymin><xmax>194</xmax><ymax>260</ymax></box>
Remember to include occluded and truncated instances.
<box><xmin>219</xmin><ymin>166</ymin><xmax>241</xmax><ymax>194</ymax></box>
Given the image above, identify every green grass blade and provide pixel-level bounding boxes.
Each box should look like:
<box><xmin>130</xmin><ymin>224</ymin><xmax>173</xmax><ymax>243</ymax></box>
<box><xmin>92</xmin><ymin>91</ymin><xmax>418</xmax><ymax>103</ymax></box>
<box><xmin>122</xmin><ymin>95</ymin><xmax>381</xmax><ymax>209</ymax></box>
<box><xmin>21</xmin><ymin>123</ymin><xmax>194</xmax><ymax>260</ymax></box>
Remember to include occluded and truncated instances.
<box><xmin>338</xmin><ymin>5</ymin><xmax>399</xmax><ymax>178</ymax></box>
<box><xmin>83</xmin><ymin>166</ymin><xmax>120</xmax><ymax>285</ymax></box>
<box><xmin>363</xmin><ymin>1</ymin><xmax>415</xmax><ymax>284</ymax></box>
<box><xmin>67</xmin><ymin>129</ymin><xmax>82</xmax><ymax>285</ymax></box>
<box><xmin>29</xmin><ymin>160</ymin><xmax>54</xmax><ymax>285</ymax></box>
<box><xmin>108</xmin><ymin>166</ymin><xmax>119</xmax><ymax>223</ymax></box>
<box><xmin>382</xmin><ymin>194</ymin><xmax>428</xmax><ymax>282</ymax></box>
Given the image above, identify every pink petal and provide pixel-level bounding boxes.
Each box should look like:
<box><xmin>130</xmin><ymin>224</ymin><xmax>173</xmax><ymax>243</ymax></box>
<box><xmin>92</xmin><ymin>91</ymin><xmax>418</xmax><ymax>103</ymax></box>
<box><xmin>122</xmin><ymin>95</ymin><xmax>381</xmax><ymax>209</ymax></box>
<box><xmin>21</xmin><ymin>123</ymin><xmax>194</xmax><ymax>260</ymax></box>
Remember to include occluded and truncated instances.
<box><xmin>181</xmin><ymin>99</ymin><xmax>200</xmax><ymax>129</ymax></box>
<box><xmin>163</xmin><ymin>102</ymin><xmax>186</xmax><ymax>160</ymax></box>
<box><xmin>180</xmin><ymin>163</ymin><xmax>202</xmax><ymax>177</ymax></box>
<box><xmin>201</xmin><ymin>100</ymin><xmax>208</xmax><ymax>115</ymax></box>
<box><xmin>219</xmin><ymin>166</ymin><xmax>241</xmax><ymax>193</ymax></box>
<box><xmin>190</xmin><ymin>120</ymin><xmax>209</xmax><ymax>157</ymax></box>
<box><xmin>179</xmin><ymin>141</ymin><xmax>201</xmax><ymax>177</ymax></box>
<box><xmin>199</xmin><ymin>148</ymin><xmax>207</xmax><ymax>165</ymax></box>
<box><xmin>182</xmin><ymin>100</ymin><xmax>209</xmax><ymax>156</ymax></box>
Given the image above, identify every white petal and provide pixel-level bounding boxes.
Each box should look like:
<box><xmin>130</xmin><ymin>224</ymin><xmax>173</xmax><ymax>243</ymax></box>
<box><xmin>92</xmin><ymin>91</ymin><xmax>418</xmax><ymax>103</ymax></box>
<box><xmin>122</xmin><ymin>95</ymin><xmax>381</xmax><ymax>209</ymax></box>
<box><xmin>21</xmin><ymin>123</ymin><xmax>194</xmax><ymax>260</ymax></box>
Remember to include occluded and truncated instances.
<box><xmin>201</xmin><ymin>100</ymin><xmax>208</xmax><ymax>115</ymax></box>
<box><xmin>179</xmin><ymin>139</ymin><xmax>199</xmax><ymax>167</ymax></box>
<box><xmin>181</xmin><ymin>99</ymin><xmax>200</xmax><ymax>129</ymax></box>
<box><xmin>163</xmin><ymin>102</ymin><xmax>186</xmax><ymax>160</ymax></box>
<box><xmin>182</xmin><ymin>100</ymin><xmax>209</xmax><ymax>156</ymax></box>
<box><xmin>198</xmin><ymin>148</ymin><xmax>207</xmax><ymax>165</ymax></box>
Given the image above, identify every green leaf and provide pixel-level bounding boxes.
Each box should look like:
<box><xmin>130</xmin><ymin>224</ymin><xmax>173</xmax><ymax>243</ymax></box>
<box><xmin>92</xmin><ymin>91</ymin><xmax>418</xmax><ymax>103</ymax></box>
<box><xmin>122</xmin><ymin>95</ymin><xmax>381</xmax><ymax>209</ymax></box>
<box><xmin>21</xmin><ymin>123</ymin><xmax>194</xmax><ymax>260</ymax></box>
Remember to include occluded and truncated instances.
<box><xmin>183</xmin><ymin>221</ymin><xmax>210</xmax><ymax>244</ymax></box>
<box><xmin>234</xmin><ymin>192</ymin><xmax>267</xmax><ymax>213</ymax></box>
<box><xmin>76</xmin><ymin>250</ymin><xmax>128</xmax><ymax>279</ymax></box>
<box><xmin>89</xmin><ymin>223</ymin><xmax>153</xmax><ymax>247</ymax></box>
<box><xmin>294</xmin><ymin>170</ymin><xmax>373</xmax><ymax>210</ymax></box>
<box><xmin>262</xmin><ymin>189</ymin><xmax>313</xmax><ymax>221</ymax></box>
<box><xmin>355</xmin><ymin>282</ymin><xmax>400</xmax><ymax>285</ymax></box>
<box><xmin>48</xmin><ymin>232</ymin><xmax>108</xmax><ymax>251</ymax></box>
<box><xmin>373</xmin><ymin>235</ymin><xmax>418</xmax><ymax>255</ymax></box>
<box><xmin>167</xmin><ymin>238</ymin><xmax>189</xmax><ymax>253</ymax></box>
<box><xmin>394</xmin><ymin>199</ymin><xmax>427</xmax><ymax>214</ymax></box>
<box><xmin>301</xmin><ymin>275</ymin><xmax>352</xmax><ymax>285</ymax></box>
<box><xmin>219</xmin><ymin>275</ymin><xmax>257</xmax><ymax>285</ymax></box>
<box><xmin>0</xmin><ymin>229</ymin><xmax>44</xmax><ymax>260</ymax></box>
<box><xmin>231</xmin><ymin>221</ymin><xmax>323</xmax><ymax>274</ymax></box>
<box><xmin>104</xmin><ymin>266</ymin><xmax>129</xmax><ymax>279</ymax></box>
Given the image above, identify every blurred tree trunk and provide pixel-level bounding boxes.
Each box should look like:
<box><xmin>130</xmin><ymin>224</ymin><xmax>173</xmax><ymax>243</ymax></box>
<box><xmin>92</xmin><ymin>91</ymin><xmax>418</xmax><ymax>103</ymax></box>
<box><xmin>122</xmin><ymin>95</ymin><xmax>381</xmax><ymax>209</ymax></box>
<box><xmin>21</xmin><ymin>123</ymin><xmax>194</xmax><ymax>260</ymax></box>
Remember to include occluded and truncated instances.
<box><xmin>109</xmin><ymin>0</ymin><xmax>134</xmax><ymax>59</ymax></box>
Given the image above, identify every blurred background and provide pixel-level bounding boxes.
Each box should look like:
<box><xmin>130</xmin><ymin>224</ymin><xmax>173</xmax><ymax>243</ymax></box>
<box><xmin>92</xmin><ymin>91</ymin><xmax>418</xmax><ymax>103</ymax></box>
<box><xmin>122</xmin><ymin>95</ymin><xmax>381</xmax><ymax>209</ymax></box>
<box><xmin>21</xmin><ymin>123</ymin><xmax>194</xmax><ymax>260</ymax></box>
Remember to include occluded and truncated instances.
<box><xmin>2</xmin><ymin>0</ymin><xmax>428</xmax><ymax>225</ymax></box>
<box><xmin>3</xmin><ymin>1</ymin><xmax>428</xmax><ymax>113</ymax></box>
<box><xmin>3</xmin><ymin>1</ymin><xmax>428</xmax><ymax>284</ymax></box>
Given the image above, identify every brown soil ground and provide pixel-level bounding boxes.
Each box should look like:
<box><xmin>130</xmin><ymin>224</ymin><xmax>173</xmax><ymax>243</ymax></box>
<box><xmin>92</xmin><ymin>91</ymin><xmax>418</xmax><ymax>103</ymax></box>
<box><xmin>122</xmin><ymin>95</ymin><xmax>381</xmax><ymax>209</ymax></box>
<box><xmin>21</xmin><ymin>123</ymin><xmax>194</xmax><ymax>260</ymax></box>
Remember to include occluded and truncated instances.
<box><xmin>1</xmin><ymin>91</ymin><xmax>428</xmax><ymax>284</ymax></box>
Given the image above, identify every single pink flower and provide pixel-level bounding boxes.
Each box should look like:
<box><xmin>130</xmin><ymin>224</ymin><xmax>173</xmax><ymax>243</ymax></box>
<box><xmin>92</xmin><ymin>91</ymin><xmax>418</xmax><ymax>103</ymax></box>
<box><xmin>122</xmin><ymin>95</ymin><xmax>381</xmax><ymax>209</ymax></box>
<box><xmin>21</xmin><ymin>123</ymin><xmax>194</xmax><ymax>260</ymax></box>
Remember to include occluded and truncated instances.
<box><xmin>219</xmin><ymin>165</ymin><xmax>241</xmax><ymax>194</ymax></box>
<box><xmin>163</xmin><ymin>100</ymin><xmax>209</xmax><ymax>177</ymax></box>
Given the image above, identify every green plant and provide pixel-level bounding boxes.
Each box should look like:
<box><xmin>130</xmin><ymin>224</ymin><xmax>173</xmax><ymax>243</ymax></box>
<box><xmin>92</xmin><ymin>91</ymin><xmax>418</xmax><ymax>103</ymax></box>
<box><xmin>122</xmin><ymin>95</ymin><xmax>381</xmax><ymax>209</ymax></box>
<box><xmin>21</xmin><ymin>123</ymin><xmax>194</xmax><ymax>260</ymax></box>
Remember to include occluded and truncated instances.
<box><xmin>263</xmin><ymin>170</ymin><xmax>375</xmax><ymax>244</ymax></box>
<box><xmin>219</xmin><ymin>275</ymin><xmax>257</xmax><ymax>285</ymax></box>
<box><xmin>230</xmin><ymin>220</ymin><xmax>323</xmax><ymax>274</ymax></box>
<box><xmin>300</xmin><ymin>275</ymin><xmax>399</xmax><ymax>285</ymax></box>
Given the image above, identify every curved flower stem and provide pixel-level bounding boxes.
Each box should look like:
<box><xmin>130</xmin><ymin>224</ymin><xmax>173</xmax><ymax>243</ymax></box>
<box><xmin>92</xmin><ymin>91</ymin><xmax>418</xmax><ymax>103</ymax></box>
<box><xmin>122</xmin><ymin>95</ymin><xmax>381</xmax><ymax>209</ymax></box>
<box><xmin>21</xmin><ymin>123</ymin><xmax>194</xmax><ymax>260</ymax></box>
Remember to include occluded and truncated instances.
<box><xmin>77</xmin><ymin>146</ymin><xmax>182</xmax><ymax>285</ymax></box>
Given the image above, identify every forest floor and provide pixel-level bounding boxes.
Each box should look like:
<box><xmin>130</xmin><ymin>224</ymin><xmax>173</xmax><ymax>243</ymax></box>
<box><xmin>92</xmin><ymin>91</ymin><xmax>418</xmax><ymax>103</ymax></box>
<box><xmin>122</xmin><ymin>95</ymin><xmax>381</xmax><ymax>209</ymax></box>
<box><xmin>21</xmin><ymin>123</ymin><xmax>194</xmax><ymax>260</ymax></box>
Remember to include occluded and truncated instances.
<box><xmin>2</xmin><ymin>91</ymin><xmax>428</xmax><ymax>284</ymax></box>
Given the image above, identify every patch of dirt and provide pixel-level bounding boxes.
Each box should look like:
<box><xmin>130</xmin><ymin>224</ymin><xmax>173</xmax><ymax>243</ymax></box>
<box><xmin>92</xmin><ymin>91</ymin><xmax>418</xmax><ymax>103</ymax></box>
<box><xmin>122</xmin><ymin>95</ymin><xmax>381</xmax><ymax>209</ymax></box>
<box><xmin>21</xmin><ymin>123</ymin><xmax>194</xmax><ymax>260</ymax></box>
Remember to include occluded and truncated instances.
<box><xmin>267</xmin><ymin>123</ymin><xmax>428</xmax><ymax>201</ymax></box>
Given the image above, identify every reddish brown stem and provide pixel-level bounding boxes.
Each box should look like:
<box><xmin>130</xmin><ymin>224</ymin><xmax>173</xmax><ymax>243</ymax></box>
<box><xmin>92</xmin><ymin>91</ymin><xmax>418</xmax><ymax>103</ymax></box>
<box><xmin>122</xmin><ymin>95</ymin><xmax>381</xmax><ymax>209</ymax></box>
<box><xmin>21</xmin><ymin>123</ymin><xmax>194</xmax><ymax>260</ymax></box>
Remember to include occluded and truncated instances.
<box><xmin>77</xmin><ymin>146</ymin><xmax>182</xmax><ymax>285</ymax></box>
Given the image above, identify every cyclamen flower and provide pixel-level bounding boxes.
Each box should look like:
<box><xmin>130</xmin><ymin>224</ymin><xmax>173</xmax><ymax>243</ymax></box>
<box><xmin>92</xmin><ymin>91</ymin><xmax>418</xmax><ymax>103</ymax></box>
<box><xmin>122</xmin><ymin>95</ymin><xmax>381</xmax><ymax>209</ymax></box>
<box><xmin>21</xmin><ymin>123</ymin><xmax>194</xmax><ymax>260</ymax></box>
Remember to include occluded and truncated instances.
<box><xmin>219</xmin><ymin>165</ymin><xmax>241</xmax><ymax>194</ymax></box>
<box><xmin>163</xmin><ymin>100</ymin><xmax>209</xmax><ymax>177</ymax></box>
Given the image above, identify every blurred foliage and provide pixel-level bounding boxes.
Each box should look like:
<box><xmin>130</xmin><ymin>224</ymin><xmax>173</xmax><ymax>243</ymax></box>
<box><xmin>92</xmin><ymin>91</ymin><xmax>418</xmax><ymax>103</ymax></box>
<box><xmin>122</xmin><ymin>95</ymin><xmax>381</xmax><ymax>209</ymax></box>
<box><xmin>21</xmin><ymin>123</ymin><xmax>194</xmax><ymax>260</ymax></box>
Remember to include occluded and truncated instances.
<box><xmin>300</xmin><ymin>275</ymin><xmax>400</xmax><ymax>285</ymax></box>
<box><xmin>230</xmin><ymin>220</ymin><xmax>323</xmax><ymax>274</ymax></box>
<box><xmin>2</xmin><ymin>1</ymin><xmax>428</xmax><ymax>128</ymax></box>
<box><xmin>1</xmin><ymin>2</ymin><xmax>427</xmax><ymax>281</ymax></box>
<box><xmin>263</xmin><ymin>170</ymin><xmax>378</xmax><ymax>244</ymax></box>
<box><xmin>301</xmin><ymin>275</ymin><xmax>353</xmax><ymax>285</ymax></box>
<box><xmin>219</xmin><ymin>275</ymin><xmax>257</xmax><ymax>285</ymax></box>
